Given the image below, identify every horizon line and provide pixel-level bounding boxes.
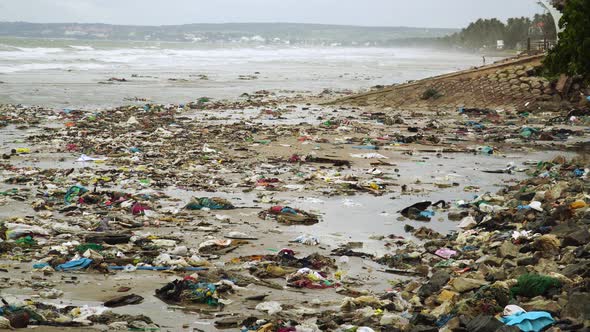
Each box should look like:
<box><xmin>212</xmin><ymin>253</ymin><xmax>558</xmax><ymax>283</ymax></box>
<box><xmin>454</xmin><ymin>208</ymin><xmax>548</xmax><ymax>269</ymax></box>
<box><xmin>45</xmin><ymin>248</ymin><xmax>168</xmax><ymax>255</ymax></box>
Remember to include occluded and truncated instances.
<box><xmin>0</xmin><ymin>20</ymin><xmax>463</xmax><ymax>30</ymax></box>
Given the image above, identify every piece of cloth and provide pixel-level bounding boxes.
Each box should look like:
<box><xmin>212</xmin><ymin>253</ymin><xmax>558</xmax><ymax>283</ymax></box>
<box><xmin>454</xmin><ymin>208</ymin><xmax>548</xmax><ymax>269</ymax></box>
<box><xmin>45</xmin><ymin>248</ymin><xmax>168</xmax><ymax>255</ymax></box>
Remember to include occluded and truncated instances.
<box><xmin>500</xmin><ymin>311</ymin><xmax>554</xmax><ymax>332</ymax></box>
<box><xmin>259</xmin><ymin>206</ymin><xmax>319</xmax><ymax>225</ymax></box>
<box><xmin>55</xmin><ymin>258</ymin><xmax>93</xmax><ymax>271</ymax></box>
<box><xmin>185</xmin><ymin>197</ymin><xmax>234</xmax><ymax>210</ymax></box>
<box><xmin>131</xmin><ymin>202</ymin><xmax>150</xmax><ymax>215</ymax></box>
<box><xmin>435</xmin><ymin>248</ymin><xmax>457</xmax><ymax>259</ymax></box>
<box><xmin>155</xmin><ymin>278</ymin><xmax>221</xmax><ymax>306</ymax></box>
<box><xmin>64</xmin><ymin>185</ymin><xmax>88</xmax><ymax>205</ymax></box>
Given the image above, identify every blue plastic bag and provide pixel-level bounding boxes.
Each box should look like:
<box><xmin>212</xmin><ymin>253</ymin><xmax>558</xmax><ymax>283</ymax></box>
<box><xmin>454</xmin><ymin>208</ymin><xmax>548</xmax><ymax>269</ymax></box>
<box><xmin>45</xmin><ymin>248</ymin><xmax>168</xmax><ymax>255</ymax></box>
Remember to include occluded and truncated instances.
<box><xmin>501</xmin><ymin>311</ymin><xmax>554</xmax><ymax>332</ymax></box>
<box><xmin>419</xmin><ymin>210</ymin><xmax>435</xmax><ymax>218</ymax></box>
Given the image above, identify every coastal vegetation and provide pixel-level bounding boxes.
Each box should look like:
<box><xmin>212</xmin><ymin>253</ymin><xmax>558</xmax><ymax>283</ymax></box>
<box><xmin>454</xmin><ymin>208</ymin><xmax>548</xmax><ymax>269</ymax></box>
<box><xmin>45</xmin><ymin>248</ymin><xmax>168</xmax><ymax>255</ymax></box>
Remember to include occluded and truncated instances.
<box><xmin>544</xmin><ymin>0</ymin><xmax>590</xmax><ymax>80</ymax></box>
<box><xmin>0</xmin><ymin>22</ymin><xmax>455</xmax><ymax>46</ymax></box>
<box><xmin>437</xmin><ymin>14</ymin><xmax>556</xmax><ymax>50</ymax></box>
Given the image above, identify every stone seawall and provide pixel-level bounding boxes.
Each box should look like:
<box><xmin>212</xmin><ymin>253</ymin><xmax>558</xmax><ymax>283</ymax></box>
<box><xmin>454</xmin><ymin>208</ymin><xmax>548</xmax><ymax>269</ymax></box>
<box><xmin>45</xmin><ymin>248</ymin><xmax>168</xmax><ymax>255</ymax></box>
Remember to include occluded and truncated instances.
<box><xmin>333</xmin><ymin>54</ymin><xmax>568</xmax><ymax>112</ymax></box>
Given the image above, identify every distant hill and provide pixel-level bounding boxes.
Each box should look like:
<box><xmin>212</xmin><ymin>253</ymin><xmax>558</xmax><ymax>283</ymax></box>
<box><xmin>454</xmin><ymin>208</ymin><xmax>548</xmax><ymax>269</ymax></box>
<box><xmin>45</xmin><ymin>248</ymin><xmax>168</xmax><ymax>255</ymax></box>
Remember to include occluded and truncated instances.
<box><xmin>0</xmin><ymin>22</ymin><xmax>457</xmax><ymax>46</ymax></box>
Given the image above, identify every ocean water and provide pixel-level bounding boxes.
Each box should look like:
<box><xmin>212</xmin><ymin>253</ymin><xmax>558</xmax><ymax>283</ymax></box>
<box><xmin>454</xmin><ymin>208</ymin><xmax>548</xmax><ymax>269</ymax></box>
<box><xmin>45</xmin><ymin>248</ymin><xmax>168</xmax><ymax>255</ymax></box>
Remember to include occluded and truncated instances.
<box><xmin>0</xmin><ymin>39</ymin><xmax>502</xmax><ymax>108</ymax></box>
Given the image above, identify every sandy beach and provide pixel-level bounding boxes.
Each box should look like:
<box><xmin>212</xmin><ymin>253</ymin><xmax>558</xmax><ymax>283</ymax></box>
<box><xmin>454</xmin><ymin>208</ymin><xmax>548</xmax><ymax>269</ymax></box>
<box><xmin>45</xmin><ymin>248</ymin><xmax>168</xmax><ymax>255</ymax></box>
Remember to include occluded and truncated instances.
<box><xmin>1</xmin><ymin>57</ymin><xmax>589</xmax><ymax>331</ymax></box>
<box><xmin>0</xmin><ymin>23</ymin><xmax>588</xmax><ymax>331</ymax></box>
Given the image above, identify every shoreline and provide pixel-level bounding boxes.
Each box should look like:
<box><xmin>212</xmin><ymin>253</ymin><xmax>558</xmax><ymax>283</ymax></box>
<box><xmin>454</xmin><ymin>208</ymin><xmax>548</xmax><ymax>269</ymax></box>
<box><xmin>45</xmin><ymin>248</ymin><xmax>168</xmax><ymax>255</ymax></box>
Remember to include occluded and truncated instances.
<box><xmin>0</xmin><ymin>57</ymin><xmax>589</xmax><ymax>331</ymax></box>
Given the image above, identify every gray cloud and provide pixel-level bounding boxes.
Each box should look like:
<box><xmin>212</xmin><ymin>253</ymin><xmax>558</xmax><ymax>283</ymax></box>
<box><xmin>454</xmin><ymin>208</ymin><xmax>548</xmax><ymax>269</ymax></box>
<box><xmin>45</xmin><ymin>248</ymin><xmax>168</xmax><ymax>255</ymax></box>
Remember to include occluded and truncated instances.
<box><xmin>0</xmin><ymin>0</ymin><xmax>544</xmax><ymax>28</ymax></box>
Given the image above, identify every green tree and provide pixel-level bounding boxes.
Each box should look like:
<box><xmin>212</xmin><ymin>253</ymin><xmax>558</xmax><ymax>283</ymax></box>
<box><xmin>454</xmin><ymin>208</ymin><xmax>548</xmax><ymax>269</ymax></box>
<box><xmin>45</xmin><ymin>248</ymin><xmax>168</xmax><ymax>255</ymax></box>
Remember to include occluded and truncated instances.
<box><xmin>544</xmin><ymin>0</ymin><xmax>590</xmax><ymax>79</ymax></box>
<box><xmin>505</xmin><ymin>17</ymin><xmax>532</xmax><ymax>49</ymax></box>
<box><xmin>460</xmin><ymin>18</ymin><xmax>506</xmax><ymax>49</ymax></box>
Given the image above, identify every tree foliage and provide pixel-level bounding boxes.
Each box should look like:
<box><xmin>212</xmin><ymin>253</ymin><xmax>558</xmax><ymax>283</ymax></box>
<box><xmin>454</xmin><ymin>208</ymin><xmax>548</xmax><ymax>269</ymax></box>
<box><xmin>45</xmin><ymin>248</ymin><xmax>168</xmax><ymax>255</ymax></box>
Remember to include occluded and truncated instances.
<box><xmin>505</xmin><ymin>17</ymin><xmax>532</xmax><ymax>49</ymax></box>
<box><xmin>461</xmin><ymin>18</ymin><xmax>506</xmax><ymax>49</ymax></box>
<box><xmin>544</xmin><ymin>0</ymin><xmax>590</xmax><ymax>79</ymax></box>
<box><xmin>440</xmin><ymin>14</ymin><xmax>556</xmax><ymax>50</ymax></box>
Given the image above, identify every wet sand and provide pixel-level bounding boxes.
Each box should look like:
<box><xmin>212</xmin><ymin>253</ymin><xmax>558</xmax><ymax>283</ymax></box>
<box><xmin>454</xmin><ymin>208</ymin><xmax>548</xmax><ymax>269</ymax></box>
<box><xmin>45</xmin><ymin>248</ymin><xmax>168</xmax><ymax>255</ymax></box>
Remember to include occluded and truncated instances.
<box><xmin>0</xmin><ymin>90</ymin><xmax>587</xmax><ymax>331</ymax></box>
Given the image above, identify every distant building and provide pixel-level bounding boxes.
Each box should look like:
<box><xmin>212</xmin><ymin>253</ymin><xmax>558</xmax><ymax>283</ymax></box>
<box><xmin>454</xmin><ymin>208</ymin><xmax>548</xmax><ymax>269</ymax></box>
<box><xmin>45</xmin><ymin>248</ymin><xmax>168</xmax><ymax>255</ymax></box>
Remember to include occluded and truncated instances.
<box><xmin>64</xmin><ymin>30</ymin><xmax>88</xmax><ymax>36</ymax></box>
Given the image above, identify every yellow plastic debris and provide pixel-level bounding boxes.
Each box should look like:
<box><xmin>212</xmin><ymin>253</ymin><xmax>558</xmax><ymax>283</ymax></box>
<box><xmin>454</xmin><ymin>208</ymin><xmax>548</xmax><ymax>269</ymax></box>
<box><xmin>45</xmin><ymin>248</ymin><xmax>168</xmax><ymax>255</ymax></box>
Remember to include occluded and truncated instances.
<box><xmin>570</xmin><ymin>200</ymin><xmax>587</xmax><ymax>209</ymax></box>
<box><xmin>15</xmin><ymin>148</ymin><xmax>31</xmax><ymax>154</ymax></box>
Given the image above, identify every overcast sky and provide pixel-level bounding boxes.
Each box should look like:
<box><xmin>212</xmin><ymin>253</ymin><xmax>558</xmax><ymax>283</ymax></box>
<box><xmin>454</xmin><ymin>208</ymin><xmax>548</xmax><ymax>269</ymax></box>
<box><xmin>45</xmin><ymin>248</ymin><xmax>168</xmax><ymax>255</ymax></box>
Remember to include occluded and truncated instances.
<box><xmin>0</xmin><ymin>0</ymin><xmax>544</xmax><ymax>28</ymax></box>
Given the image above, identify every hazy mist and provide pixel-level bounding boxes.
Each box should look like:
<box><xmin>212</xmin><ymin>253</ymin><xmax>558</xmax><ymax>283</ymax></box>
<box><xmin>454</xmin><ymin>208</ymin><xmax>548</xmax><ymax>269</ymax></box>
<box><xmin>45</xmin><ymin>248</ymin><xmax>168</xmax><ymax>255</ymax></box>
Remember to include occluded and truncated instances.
<box><xmin>0</xmin><ymin>0</ymin><xmax>542</xmax><ymax>28</ymax></box>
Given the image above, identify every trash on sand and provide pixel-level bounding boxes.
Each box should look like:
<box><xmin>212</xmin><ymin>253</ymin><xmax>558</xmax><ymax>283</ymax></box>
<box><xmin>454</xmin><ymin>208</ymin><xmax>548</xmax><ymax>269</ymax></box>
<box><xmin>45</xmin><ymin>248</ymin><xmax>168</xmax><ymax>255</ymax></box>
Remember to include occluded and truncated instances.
<box><xmin>185</xmin><ymin>197</ymin><xmax>235</xmax><ymax>210</ymax></box>
<box><xmin>350</xmin><ymin>153</ymin><xmax>388</xmax><ymax>159</ymax></box>
<box><xmin>255</xmin><ymin>301</ymin><xmax>283</xmax><ymax>315</ymax></box>
<box><xmin>259</xmin><ymin>206</ymin><xmax>320</xmax><ymax>225</ymax></box>
<box><xmin>76</xmin><ymin>154</ymin><xmax>106</xmax><ymax>162</ymax></box>
<box><xmin>103</xmin><ymin>294</ymin><xmax>144</xmax><ymax>308</ymax></box>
